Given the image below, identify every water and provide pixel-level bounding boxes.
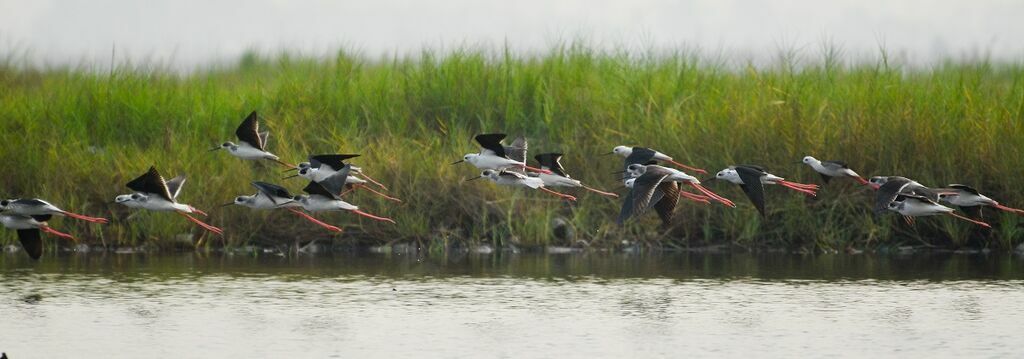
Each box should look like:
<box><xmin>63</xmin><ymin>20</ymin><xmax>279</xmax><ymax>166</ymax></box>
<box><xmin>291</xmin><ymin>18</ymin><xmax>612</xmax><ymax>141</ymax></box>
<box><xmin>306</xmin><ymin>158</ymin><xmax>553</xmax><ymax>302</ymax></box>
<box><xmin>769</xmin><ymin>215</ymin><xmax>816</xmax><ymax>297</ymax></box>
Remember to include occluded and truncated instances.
<box><xmin>2</xmin><ymin>252</ymin><xmax>1024</xmax><ymax>358</ymax></box>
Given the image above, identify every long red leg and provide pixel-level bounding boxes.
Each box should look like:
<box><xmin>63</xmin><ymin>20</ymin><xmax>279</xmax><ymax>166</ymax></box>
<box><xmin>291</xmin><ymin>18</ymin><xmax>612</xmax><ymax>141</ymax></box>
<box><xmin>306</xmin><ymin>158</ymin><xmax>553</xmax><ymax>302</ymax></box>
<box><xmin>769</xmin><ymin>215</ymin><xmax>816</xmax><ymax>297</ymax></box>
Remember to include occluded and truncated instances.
<box><xmin>189</xmin><ymin>207</ymin><xmax>209</xmax><ymax>217</ymax></box>
<box><xmin>519</xmin><ymin>164</ymin><xmax>553</xmax><ymax>175</ymax></box>
<box><xmin>777</xmin><ymin>181</ymin><xmax>818</xmax><ymax>196</ymax></box>
<box><xmin>581</xmin><ymin>185</ymin><xmax>619</xmax><ymax>198</ymax></box>
<box><xmin>665</xmin><ymin>159</ymin><xmax>707</xmax><ymax>175</ymax></box>
<box><xmin>339</xmin><ymin>188</ymin><xmax>355</xmax><ymax>197</ymax></box>
<box><xmin>903</xmin><ymin>215</ymin><xmax>915</xmax><ymax>226</ymax></box>
<box><xmin>41</xmin><ymin>226</ymin><xmax>77</xmax><ymax>241</ymax></box>
<box><xmin>689</xmin><ymin>183</ymin><xmax>736</xmax><ymax>207</ymax></box>
<box><xmin>678</xmin><ymin>190</ymin><xmax>711</xmax><ymax>205</ymax></box>
<box><xmin>59</xmin><ymin>211</ymin><xmax>109</xmax><ymax>224</ymax></box>
<box><xmin>994</xmin><ymin>204</ymin><xmax>1024</xmax><ymax>216</ymax></box>
<box><xmin>948</xmin><ymin>212</ymin><xmax>992</xmax><ymax>228</ymax></box>
<box><xmin>853</xmin><ymin>176</ymin><xmax>870</xmax><ymax>185</ymax></box>
<box><xmin>357</xmin><ymin>173</ymin><xmax>388</xmax><ymax>191</ymax></box>
<box><xmin>178</xmin><ymin>212</ymin><xmax>223</xmax><ymax>235</ymax></box>
<box><xmin>356</xmin><ymin>184</ymin><xmax>402</xmax><ymax>203</ymax></box>
<box><xmin>778</xmin><ymin>180</ymin><xmax>820</xmax><ymax>190</ymax></box>
<box><xmin>287</xmin><ymin>208</ymin><xmax>343</xmax><ymax>232</ymax></box>
<box><xmin>539</xmin><ymin>187</ymin><xmax>577</xmax><ymax>201</ymax></box>
<box><xmin>351</xmin><ymin>209</ymin><xmax>396</xmax><ymax>224</ymax></box>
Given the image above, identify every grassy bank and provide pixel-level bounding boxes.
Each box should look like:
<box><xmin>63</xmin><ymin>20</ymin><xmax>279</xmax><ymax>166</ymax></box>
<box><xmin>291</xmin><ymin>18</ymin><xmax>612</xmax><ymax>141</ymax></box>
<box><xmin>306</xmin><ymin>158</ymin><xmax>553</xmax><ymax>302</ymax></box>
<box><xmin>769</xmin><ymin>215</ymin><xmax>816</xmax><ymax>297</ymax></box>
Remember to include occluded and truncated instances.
<box><xmin>2</xmin><ymin>46</ymin><xmax>1023</xmax><ymax>252</ymax></box>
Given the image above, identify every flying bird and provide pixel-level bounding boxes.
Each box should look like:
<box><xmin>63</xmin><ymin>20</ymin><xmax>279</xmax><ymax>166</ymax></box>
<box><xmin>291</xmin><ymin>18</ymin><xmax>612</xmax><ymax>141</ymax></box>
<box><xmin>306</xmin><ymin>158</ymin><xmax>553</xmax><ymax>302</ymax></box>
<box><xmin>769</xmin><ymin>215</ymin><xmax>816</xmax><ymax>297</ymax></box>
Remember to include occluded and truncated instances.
<box><xmin>711</xmin><ymin>165</ymin><xmax>819</xmax><ymax>217</ymax></box>
<box><xmin>886</xmin><ymin>194</ymin><xmax>991</xmax><ymax>228</ymax></box>
<box><xmin>114</xmin><ymin>167</ymin><xmax>223</xmax><ymax>236</ymax></box>
<box><xmin>211</xmin><ymin>111</ymin><xmax>294</xmax><ymax>168</ymax></box>
<box><xmin>936</xmin><ymin>184</ymin><xmax>1024</xmax><ymax>217</ymax></box>
<box><xmin>286</xmin><ymin>154</ymin><xmax>400</xmax><ymax>202</ymax></box>
<box><xmin>226</xmin><ymin>181</ymin><xmax>343</xmax><ymax>232</ymax></box>
<box><xmin>800</xmin><ymin>156</ymin><xmax>870</xmax><ymax>185</ymax></box>
<box><xmin>610</xmin><ymin>145</ymin><xmax>706</xmax><ymax>175</ymax></box>
<box><xmin>453</xmin><ymin>133</ymin><xmax>552</xmax><ymax>174</ymax></box>
<box><xmin>0</xmin><ymin>214</ymin><xmax>76</xmax><ymax>260</ymax></box>
<box><xmin>292</xmin><ymin>165</ymin><xmax>397</xmax><ymax>223</ymax></box>
<box><xmin>0</xmin><ymin>198</ymin><xmax>108</xmax><ymax>224</ymax></box>
<box><xmin>467</xmin><ymin>169</ymin><xmax>577</xmax><ymax>201</ymax></box>
<box><xmin>533</xmin><ymin>153</ymin><xmax>618</xmax><ymax>198</ymax></box>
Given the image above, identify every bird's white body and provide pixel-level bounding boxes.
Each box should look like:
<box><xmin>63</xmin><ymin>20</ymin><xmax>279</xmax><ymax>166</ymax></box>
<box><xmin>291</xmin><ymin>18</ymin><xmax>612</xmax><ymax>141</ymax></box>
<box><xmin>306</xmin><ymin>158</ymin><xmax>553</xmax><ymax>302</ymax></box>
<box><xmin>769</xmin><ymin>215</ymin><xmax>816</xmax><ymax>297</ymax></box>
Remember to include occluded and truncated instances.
<box><xmin>716</xmin><ymin>169</ymin><xmax>783</xmax><ymax>185</ymax></box>
<box><xmin>0</xmin><ymin>199</ymin><xmax>63</xmax><ymax>216</ymax></box>
<box><xmin>115</xmin><ymin>194</ymin><xmax>195</xmax><ymax>213</ymax></box>
<box><xmin>940</xmin><ymin>191</ymin><xmax>997</xmax><ymax>207</ymax></box>
<box><xmin>0</xmin><ymin>214</ymin><xmax>44</xmax><ymax>230</ymax></box>
<box><xmin>461</xmin><ymin>153</ymin><xmax>526</xmax><ymax>170</ymax></box>
<box><xmin>226</xmin><ymin>142</ymin><xmax>279</xmax><ymax>160</ymax></box>
<box><xmin>611</xmin><ymin>146</ymin><xmax>673</xmax><ymax>161</ymax></box>
<box><xmin>300</xmin><ymin>167</ymin><xmax>366</xmax><ymax>185</ymax></box>
<box><xmin>483</xmin><ymin>171</ymin><xmax>544</xmax><ymax>189</ymax></box>
<box><xmin>537</xmin><ymin>173</ymin><xmax>581</xmax><ymax>188</ymax></box>
<box><xmin>889</xmin><ymin>200</ymin><xmax>954</xmax><ymax>217</ymax></box>
<box><xmin>296</xmin><ymin>195</ymin><xmax>359</xmax><ymax>212</ymax></box>
<box><xmin>802</xmin><ymin>157</ymin><xmax>861</xmax><ymax>178</ymax></box>
<box><xmin>234</xmin><ymin>194</ymin><xmax>298</xmax><ymax>210</ymax></box>
<box><xmin>627</xmin><ymin>165</ymin><xmax>699</xmax><ymax>184</ymax></box>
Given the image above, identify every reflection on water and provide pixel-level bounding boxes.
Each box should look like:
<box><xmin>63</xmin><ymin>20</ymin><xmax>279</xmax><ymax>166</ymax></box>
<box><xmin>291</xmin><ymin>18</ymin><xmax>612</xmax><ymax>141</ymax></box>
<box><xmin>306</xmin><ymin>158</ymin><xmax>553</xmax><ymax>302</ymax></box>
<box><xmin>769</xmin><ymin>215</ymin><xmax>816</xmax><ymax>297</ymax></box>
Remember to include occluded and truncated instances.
<box><xmin>2</xmin><ymin>253</ymin><xmax>1024</xmax><ymax>358</ymax></box>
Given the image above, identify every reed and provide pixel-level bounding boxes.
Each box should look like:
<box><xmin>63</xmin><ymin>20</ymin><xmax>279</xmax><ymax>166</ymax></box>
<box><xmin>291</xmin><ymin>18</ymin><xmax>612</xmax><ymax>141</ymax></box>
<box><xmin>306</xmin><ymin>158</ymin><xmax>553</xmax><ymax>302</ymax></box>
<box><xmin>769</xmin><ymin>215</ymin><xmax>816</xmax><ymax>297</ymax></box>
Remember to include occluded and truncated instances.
<box><xmin>1</xmin><ymin>45</ymin><xmax>1022</xmax><ymax>252</ymax></box>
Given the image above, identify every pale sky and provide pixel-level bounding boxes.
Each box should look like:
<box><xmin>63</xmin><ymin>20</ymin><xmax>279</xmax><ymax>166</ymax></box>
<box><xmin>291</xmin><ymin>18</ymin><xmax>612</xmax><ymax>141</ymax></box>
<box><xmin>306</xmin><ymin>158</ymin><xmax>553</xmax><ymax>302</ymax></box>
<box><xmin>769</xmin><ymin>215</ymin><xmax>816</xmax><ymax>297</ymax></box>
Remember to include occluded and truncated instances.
<box><xmin>1</xmin><ymin>0</ymin><xmax>1022</xmax><ymax>69</ymax></box>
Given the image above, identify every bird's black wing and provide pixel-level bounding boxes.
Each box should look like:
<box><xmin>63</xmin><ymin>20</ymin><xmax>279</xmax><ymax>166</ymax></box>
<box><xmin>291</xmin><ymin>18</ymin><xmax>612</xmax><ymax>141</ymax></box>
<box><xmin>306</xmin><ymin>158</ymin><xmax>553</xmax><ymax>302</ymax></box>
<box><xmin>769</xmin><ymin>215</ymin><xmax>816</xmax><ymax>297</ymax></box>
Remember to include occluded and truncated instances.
<box><xmin>504</xmin><ymin>136</ymin><xmax>527</xmax><ymax>164</ymax></box>
<box><xmin>302</xmin><ymin>181</ymin><xmax>336</xmax><ymax>199</ymax></box>
<box><xmin>822</xmin><ymin>160</ymin><xmax>849</xmax><ymax>169</ymax></box>
<box><xmin>948</xmin><ymin>184</ymin><xmax>981</xmax><ymax>196</ymax></box>
<box><xmin>166</xmin><ymin>176</ymin><xmax>186</xmax><ymax>200</ymax></box>
<box><xmin>309</xmin><ymin>154</ymin><xmax>361</xmax><ymax>170</ymax></box>
<box><xmin>12</xmin><ymin>198</ymin><xmax>47</xmax><ymax>206</ymax></box>
<box><xmin>617</xmin><ymin>168</ymin><xmax>671</xmax><ymax>225</ymax></box>
<box><xmin>534</xmin><ymin>153</ymin><xmax>567</xmax><ymax>177</ymax></box>
<box><xmin>875</xmin><ymin>177</ymin><xmax>913</xmax><ymax>214</ymax></box>
<box><xmin>735</xmin><ymin>166</ymin><xmax>767</xmax><ymax>217</ymax></box>
<box><xmin>474</xmin><ymin>133</ymin><xmax>508</xmax><ymax>157</ymax></box>
<box><xmin>624</xmin><ymin>147</ymin><xmax>657</xmax><ymax>169</ymax></box>
<box><xmin>126</xmin><ymin>166</ymin><xmax>174</xmax><ymax>202</ymax></box>
<box><xmin>319</xmin><ymin>165</ymin><xmax>353</xmax><ymax>196</ymax></box>
<box><xmin>653</xmin><ymin>181</ymin><xmax>680</xmax><ymax>227</ymax></box>
<box><xmin>235</xmin><ymin>111</ymin><xmax>265</xmax><ymax>151</ymax></box>
<box><xmin>736</xmin><ymin>164</ymin><xmax>769</xmax><ymax>173</ymax></box>
<box><xmin>16</xmin><ymin>229</ymin><xmax>42</xmax><ymax>260</ymax></box>
<box><xmin>252</xmin><ymin>182</ymin><xmax>293</xmax><ymax>205</ymax></box>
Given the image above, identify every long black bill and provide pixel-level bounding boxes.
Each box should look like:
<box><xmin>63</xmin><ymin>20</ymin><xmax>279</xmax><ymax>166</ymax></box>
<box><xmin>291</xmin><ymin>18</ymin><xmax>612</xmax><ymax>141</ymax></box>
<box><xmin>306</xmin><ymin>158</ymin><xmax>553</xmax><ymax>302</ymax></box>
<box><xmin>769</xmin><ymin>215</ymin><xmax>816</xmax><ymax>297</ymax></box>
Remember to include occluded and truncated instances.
<box><xmin>465</xmin><ymin>176</ymin><xmax>482</xmax><ymax>182</ymax></box>
<box><xmin>218</xmin><ymin>203</ymin><xmax>234</xmax><ymax>208</ymax></box>
<box><xmin>282</xmin><ymin>174</ymin><xmax>300</xmax><ymax>179</ymax></box>
<box><xmin>208</xmin><ymin>147</ymin><xmax>221</xmax><ymax>152</ymax></box>
<box><xmin>602</xmin><ymin>152</ymin><xmax>614</xmax><ymax>156</ymax></box>
<box><xmin>451</xmin><ymin>160</ymin><xmax>465</xmax><ymax>165</ymax></box>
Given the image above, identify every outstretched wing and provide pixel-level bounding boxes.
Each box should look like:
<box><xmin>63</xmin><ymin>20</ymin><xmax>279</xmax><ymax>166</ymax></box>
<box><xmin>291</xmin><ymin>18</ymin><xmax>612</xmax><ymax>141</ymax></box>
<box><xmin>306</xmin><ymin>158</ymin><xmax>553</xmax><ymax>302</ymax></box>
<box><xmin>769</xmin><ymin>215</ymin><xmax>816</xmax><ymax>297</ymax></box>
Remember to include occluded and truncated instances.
<box><xmin>319</xmin><ymin>165</ymin><xmax>353</xmax><ymax>196</ymax></box>
<box><xmin>474</xmin><ymin>133</ymin><xmax>508</xmax><ymax>158</ymax></box>
<box><xmin>617</xmin><ymin>167</ymin><xmax>671</xmax><ymax>225</ymax></box>
<box><xmin>309</xmin><ymin>154</ymin><xmax>361</xmax><ymax>171</ymax></box>
<box><xmin>504</xmin><ymin>136</ymin><xmax>527</xmax><ymax>163</ymax></box>
<box><xmin>16</xmin><ymin>229</ymin><xmax>42</xmax><ymax>260</ymax></box>
<box><xmin>875</xmin><ymin>177</ymin><xmax>913</xmax><ymax>214</ymax></box>
<box><xmin>821</xmin><ymin>160</ymin><xmax>849</xmax><ymax>169</ymax></box>
<box><xmin>126</xmin><ymin>166</ymin><xmax>174</xmax><ymax>202</ymax></box>
<box><xmin>948</xmin><ymin>184</ymin><xmax>981</xmax><ymax>196</ymax></box>
<box><xmin>166</xmin><ymin>176</ymin><xmax>186</xmax><ymax>200</ymax></box>
<box><xmin>252</xmin><ymin>182</ymin><xmax>293</xmax><ymax>205</ymax></box>
<box><xmin>534</xmin><ymin>153</ymin><xmax>568</xmax><ymax>177</ymax></box>
<box><xmin>302</xmin><ymin>181</ymin><xmax>336</xmax><ymax>199</ymax></box>
<box><xmin>235</xmin><ymin>111</ymin><xmax>265</xmax><ymax>151</ymax></box>
<box><xmin>653</xmin><ymin>181</ymin><xmax>680</xmax><ymax>226</ymax></box>
<box><xmin>735</xmin><ymin>166</ymin><xmax>767</xmax><ymax>217</ymax></box>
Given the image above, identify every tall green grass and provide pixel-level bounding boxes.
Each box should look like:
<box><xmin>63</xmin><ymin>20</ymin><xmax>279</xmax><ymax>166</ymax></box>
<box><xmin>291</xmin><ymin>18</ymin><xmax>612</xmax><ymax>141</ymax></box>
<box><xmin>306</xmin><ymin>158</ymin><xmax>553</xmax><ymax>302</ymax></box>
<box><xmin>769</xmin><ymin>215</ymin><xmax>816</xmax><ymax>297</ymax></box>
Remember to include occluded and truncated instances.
<box><xmin>1</xmin><ymin>46</ymin><xmax>1022</xmax><ymax>251</ymax></box>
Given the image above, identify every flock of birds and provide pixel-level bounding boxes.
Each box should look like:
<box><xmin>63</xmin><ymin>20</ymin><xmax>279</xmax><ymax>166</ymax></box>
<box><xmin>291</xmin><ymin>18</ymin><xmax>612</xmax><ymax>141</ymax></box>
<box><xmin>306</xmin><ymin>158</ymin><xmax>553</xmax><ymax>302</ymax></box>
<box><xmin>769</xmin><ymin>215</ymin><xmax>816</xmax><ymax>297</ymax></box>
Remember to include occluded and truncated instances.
<box><xmin>3</xmin><ymin>111</ymin><xmax>1024</xmax><ymax>260</ymax></box>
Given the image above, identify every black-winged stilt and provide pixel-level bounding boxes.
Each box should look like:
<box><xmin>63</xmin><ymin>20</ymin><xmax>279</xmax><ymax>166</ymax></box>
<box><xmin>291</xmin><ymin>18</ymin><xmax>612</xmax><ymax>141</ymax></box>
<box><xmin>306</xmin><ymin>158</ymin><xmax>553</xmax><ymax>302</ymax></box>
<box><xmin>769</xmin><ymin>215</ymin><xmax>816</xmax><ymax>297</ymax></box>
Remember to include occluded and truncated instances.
<box><xmin>625</xmin><ymin>164</ymin><xmax>735</xmax><ymax>207</ymax></box>
<box><xmin>710</xmin><ymin>165</ymin><xmax>819</xmax><ymax>217</ymax></box>
<box><xmin>869</xmin><ymin>176</ymin><xmax>946</xmax><ymax>214</ymax></box>
<box><xmin>936</xmin><ymin>184</ymin><xmax>1024</xmax><ymax>216</ymax></box>
<box><xmin>211</xmin><ymin>111</ymin><xmax>294</xmax><ymax>168</ymax></box>
<box><xmin>533</xmin><ymin>153</ymin><xmax>618</xmax><ymax>198</ymax></box>
<box><xmin>800</xmin><ymin>156</ymin><xmax>870</xmax><ymax>185</ymax></box>
<box><xmin>114</xmin><ymin>167</ymin><xmax>223</xmax><ymax>236</ymax></box>
<box><xmin>0</xmin><ymin>198</ymin><xmax>108</xmax><ymax>224</ymax></box>
<box><xmin>293</xmin><ymin>165</ymin><xmax>397</xmax><ymax>223</ymax></box>
<box><xmin>610</xmin><ymin>146</ymin><xmax>707</xmax><ymax>175</ymax></box>
<box><xmin>0</xmin><ymin>214</ymin><xmax>76</xmax><ymax>260</ymax></box>
<box><xmin>467</xmin><ymin>169</ymin><xmax>577</xmax><ymax>201</ymax></box>
<box><xmin>886</xmin><ymin>194</ymin><xmax>991</xmax><ymax>228</ymax></box>
<box><xmin>226</xmin><ymin>181</ymin><xmax>343</xmax><ymax>232</ymax></box>
<box><xmin>285</xmin><ymin>154</ymin><xmax>401</xmax><ymax>202</ymax></box>
<box><xmin>618</xmin><ymin>172</ymin><xmax>682</xmax><ymax>226</ymax></box>
<box><xmin>453</xmin><ymin>133</ymin><xmax>552</xmax><ymax>174</ymax></box>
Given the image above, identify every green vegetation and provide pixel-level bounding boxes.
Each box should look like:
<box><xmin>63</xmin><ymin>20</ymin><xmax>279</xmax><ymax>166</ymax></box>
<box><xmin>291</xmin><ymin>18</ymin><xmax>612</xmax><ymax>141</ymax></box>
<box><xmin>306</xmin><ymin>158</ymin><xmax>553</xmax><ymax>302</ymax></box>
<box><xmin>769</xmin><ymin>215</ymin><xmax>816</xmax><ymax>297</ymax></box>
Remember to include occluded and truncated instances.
<box><xmin>1</xmin><ymin>46</ymin><xmax>1023</xmax><ymax>252</ymax></box>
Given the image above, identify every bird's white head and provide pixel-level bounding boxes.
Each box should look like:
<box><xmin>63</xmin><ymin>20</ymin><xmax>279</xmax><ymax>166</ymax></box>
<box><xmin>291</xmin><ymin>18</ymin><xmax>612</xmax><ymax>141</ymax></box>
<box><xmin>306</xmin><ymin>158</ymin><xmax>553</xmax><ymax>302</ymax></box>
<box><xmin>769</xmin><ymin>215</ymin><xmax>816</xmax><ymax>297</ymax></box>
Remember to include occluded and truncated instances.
<box><xmin>886</xmin><ymin>200</ymin><xmax>904</xmax><ymax>211</ymax></box>
<box><xmin>867</xmin><ymin>176</ymin><xmax>888</xmax><ymax>190</ymax></box>
<box><xmin>624</xmin><ymin>178</ymin><xmax>637</xmax><ymax>188</ymax></box>
<box><xmin>801</xmin><ymin>156</ymin><xmax>818</xmax><ymax>164</ymax></box>
<box><xmin>115</xmin><ymin>193</ymin><xmax>147</xmax><ymax>208</ymax></box>
<box><xmin>233</xmin><ymin>196</ymin><xmax>253</xmax><ymax>206</ymax></box>
<box><xmin>0</xmin><ymin>199</ymin><xmax>9</xmax><ymax>212</ymax></box>
<box><xmin>625</xmin><ymin>163</ymin><xmax>647</xmax><ymax>178</ymax></box>
<box><xmin>297</xmin><ymin>162</ymin><xmax>312</xmax><ymax>170</ymax></box>
<box><xmin>298</xmin><ymin>167</ymin><xmax>316</xmax><ymax>180</ymax></box>
<box><xmin>611</xmin><ymin>146</ymin><xmax>632</xmax><ymax>157</ymax></box>
<box><xmin>480</xmin><ymin>169</ymin><xmax>496</xmax><ymax>178</ymax></box>
<box><xmin>463</xmin><ymin>154</ymin><xmax>479</xmax><ymax>164</ymax></box>
<box><xmin>715</xmin><ymin>169</ymin><xmax>742</xmax><ymax>184</ymax></box>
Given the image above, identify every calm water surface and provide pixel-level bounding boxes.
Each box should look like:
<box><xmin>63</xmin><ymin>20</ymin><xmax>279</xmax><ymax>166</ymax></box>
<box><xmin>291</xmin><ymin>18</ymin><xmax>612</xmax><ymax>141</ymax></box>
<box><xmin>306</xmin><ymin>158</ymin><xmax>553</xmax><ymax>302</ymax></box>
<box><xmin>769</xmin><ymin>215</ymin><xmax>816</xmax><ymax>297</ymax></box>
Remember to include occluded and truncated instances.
<box><xmin>2</xmin><ymin>252</ymin><xmax>1024</xmax><ymax>358</ymax></box>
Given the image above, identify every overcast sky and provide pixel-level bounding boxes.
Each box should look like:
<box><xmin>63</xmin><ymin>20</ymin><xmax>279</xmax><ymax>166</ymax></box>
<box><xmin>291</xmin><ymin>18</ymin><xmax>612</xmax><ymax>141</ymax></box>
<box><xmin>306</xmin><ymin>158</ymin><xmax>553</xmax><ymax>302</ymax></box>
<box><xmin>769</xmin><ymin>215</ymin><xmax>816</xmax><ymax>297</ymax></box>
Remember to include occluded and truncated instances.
<box><xmin>1</xmin><ymin>0</ymin><xmax>1022</xmax><ymax>69</ymax></box>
